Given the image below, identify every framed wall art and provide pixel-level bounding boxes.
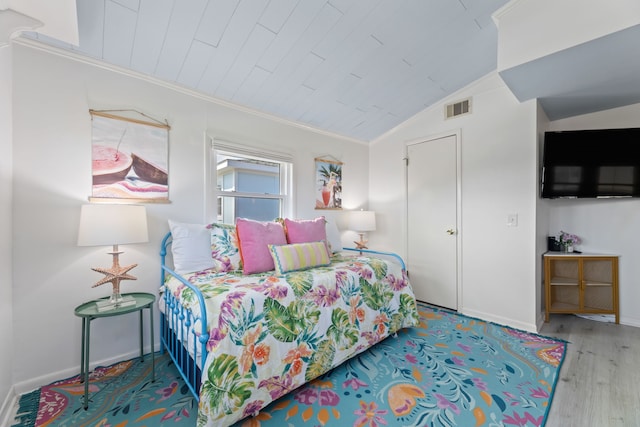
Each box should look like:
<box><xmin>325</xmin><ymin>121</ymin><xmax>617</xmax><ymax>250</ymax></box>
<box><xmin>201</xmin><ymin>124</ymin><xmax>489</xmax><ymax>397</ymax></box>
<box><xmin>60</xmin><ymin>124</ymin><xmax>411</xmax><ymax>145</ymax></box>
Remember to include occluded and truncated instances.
<box><xmin>315</xmin><ymin>157</ymin><xmax>342</xmax><ymax>210</ymax></box>
<box><xmin>89</xmin><ymin>109</ymin><xmax>170</xmax><ymax>203</ymax></box>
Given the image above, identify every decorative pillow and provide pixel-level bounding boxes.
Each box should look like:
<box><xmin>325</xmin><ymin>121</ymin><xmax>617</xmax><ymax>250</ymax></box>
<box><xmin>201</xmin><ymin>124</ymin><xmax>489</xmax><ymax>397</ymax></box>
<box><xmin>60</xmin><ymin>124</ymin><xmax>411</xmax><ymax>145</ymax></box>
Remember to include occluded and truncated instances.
<box><xmin>236</xmin><ymin>218</ymin><xmax>287</xmax><ymax>274</ymax></box>
<box><xmin>325</xmin><ymin>219</ymin><xmax>342</xmax><ymax>253</ymax></box>
<box><xmin>268</xmin><ymin>241</ymin><xmax>331</xmax><ymax>275</ymax></box>
<box><xmin>208</xmin><ymin>223</ymin><xmax>242</xmax><ymax>272</ymax></box>
<box><xmin>284</xmin><ymin>216</ymin><xmax>327</xmax><ymax>244</ymax></box>
<box><xmin>168</xmin><ymin>220</ymin><xmax>215</xmax><ymax>274</ymax></box>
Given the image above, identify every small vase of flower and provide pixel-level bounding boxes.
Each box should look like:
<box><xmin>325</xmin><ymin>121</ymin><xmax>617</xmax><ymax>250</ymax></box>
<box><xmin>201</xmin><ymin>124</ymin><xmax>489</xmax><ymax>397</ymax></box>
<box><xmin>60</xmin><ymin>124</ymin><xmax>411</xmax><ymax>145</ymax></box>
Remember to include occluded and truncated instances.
<box><xmin>559</xmin><ymin>231</ymin><xmax>581</xmax><ymax>252</ymax></box>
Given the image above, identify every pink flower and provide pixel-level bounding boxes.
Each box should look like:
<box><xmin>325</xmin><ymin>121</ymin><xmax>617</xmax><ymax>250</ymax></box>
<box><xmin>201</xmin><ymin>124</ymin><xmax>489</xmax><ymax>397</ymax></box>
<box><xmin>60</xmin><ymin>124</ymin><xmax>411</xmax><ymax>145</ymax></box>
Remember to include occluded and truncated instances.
<box><xmin>385</xmin><ymin>274</ymin><xmax>406</xmax><ymax>291</ymax></box>
<box><xmin>405</xmin><ymin>354</ymin><xmax>418</xmax><ymax>364</ymax></box>
<box><xmin>295</xmin><ymin>388</ymin><xmax>318</xmax><ymax>405</ymax></box>
<box><xmin>206</xmin><ymin>324</ymin><xmax>228</xmax><ymax>351</ymax></box>
<box><xmin>343</xmin><ymin>377</ymin><xmax>369</xmax><ymax>391</ymax></box>
<box><xmin>457</xmin><ymin>343</ymin><xmax>471</xmax><ymax>352</ymax></box>
<box><xmin>529</xmin><ymin>386</ymin><xmax>549</xmax><ymax>399</ymax></box>
<box><xmin>307</xmin><ymin>285</ymin><xmax>340</xmax><ymax>307</ymax></box>
<box><xmin>472</xmin><ymin>377</ymin><xmax>488</xmax><ymax>391</ymax></box>
<box><xmin>559</xmin><ymin>230</ymin><xmax>581</xmax><ymax>245</ymax></box>
<box><xmin>503</xmin><ymin>411</ymin><xmax>543</xmax><ymax>426</ymax></box>
<box><xmin>265</xmin><ymin>283</ymin><xmax>288</xmax><ymax>299</ymax></box>
<box><xmin>354</xmin><ymin>401</ymin><xmax>388</xmax><ymax>427</ymax></box>
<box><xmin>242</xmin><ymin>400</ymin><xmax>265</xmax><ymax>418</ymax></box>
<box><xmin>318</xmin><ymin>389</ymin><xmax>340</xmax><ymax>406</ymax></box>
<box><xmin>451</xmin><ymin>356</ymin><xmax>465</xmax><ymax>366</ymax></box>
<box><xmin>156</xmin><ymin>381</ymin><xmax>178</xmax><ymax>401</ymax></box>
<box><xmin>435</xmin><ymin>393</ymin><xmax>460</xmax><ymax>414</ymax></box>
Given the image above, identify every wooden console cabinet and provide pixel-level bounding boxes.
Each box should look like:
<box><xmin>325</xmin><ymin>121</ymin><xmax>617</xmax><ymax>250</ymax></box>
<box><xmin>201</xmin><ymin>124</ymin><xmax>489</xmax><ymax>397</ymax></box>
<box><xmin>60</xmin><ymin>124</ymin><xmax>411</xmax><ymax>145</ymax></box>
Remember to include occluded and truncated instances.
<box><xmin>544</xmin><ymin>253</ymin><xmax>619</xmax><ymax>324</ymax></box>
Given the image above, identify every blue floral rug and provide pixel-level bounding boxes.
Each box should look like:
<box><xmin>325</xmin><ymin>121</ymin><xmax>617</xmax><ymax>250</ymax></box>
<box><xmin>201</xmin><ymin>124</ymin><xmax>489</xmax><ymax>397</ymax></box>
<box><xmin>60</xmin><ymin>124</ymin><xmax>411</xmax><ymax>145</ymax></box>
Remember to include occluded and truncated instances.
<box><xmin>235</xmin><ymin>304</ymin><xmax>567</xmax><ymax>427</ymax></box>
<box><xmin>12</xmin><ymin>353</ymin><xmax>196</xmax><ymax>427</ymax></box>
<box><xmin>13</xmin><ymin>303</ymin><xmax>566</xmax><ymax>427</ymax></box>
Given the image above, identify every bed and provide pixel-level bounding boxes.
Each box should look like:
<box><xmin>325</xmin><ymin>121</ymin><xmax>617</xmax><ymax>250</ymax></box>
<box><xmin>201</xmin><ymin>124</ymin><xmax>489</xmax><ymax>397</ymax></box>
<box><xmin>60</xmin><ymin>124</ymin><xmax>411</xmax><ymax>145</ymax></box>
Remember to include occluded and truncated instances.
<box><xmin>159</xmin><ymin>218</ymin><xmax>419</xmax><ymax>427</ymax></box>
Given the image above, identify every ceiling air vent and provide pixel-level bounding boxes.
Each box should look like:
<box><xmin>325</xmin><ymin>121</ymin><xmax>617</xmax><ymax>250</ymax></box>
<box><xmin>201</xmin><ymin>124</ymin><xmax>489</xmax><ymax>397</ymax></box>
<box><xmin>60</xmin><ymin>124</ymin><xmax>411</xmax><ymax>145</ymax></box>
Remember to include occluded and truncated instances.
<box><xmin>445</xmin><ymin>98</ymin><xmax>471</xmax><ymax>119</ymax></box>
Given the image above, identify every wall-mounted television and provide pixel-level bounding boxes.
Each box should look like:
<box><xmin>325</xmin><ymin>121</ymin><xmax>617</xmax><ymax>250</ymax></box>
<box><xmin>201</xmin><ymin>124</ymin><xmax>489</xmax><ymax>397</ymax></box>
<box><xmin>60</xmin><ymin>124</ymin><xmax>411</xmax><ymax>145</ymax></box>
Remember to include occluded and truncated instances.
<box><xmin>541</xmin><ymin>127</ymin><xmax>640</xmax><ymax>198</ymax></box>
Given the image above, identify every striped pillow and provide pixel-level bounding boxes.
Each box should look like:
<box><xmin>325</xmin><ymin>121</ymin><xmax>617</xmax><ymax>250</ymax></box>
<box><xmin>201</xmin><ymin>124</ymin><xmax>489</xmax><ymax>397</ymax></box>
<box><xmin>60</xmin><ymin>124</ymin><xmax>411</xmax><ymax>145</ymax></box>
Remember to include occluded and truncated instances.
<box><xmin>268</xmin><ymin>241</ymin><xmax>331</xmax><ymax>275</ymax></box>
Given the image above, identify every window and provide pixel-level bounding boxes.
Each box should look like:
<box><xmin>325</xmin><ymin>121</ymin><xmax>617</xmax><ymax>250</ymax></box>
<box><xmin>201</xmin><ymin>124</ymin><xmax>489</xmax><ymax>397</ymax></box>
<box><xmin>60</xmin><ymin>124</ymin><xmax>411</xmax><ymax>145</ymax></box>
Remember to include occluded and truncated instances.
<box><xmin>207</xmin><ymin>138</ymin><xmax>292</xmax><ymax>224</ymax></box>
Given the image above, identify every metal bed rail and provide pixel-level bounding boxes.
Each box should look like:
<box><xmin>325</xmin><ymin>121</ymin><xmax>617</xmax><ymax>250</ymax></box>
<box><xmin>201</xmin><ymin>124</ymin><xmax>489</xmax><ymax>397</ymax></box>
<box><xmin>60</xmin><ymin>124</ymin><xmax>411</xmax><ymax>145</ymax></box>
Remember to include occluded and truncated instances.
<box><xmin>159</xmin><ymin>232</ymin><xmax>209</xmax><ymax>400</ymax></box>
<box><xmin>342</xmin><ymin>247</ymin><xmax>407</xmax><ymax>270</ymax></box>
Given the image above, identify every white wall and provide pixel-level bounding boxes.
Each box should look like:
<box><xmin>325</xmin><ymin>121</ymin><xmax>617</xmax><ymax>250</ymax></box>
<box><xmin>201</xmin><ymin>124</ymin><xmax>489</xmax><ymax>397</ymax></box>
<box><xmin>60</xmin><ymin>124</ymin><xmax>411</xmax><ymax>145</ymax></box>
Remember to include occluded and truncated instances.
<box><xmin>370</xmin><ymin>72</ymin><xmax>540</xmax><ymax>331</ymax></box>
<box><xmin>10</xmin><ymin>43</ymin><xmax>368</xmax><ymax>392</ymax></box>
<box><xmin>0</xmin><ymin>44</ymin><xmax>15</xmax><ymax>418</ymax></box>
<box><xmin>535</xmin><ymin>103</ymin><xmax>551</xmax><ymax>328</ymax></box>
<box><xmin>495</xmin><ymin>0</ymin><xmax>640</xmax><ymax>71</ymax></box>
<box><xmin>2</xmin><ymin>0</ymin><xmax>78</xmax><ymax>45</ymax></box>
<box><xmin>546</xmin><ymin>102</ymin><xmax>640</xmax><ymax>327</ymax></box>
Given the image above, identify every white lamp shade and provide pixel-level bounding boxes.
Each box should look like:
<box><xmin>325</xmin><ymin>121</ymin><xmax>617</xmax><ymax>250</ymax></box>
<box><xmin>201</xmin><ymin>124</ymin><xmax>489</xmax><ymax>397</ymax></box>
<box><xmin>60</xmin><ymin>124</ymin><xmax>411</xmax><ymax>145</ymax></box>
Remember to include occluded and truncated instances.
<box><xmin>349</xmin><ymin>210</ymin><xmax>376</xmax><ymax>232</ymax></box>
<box><xmin>77</xmin><ymin>204</ymin><xmax>149</xmax><ymax>246</ymax></box>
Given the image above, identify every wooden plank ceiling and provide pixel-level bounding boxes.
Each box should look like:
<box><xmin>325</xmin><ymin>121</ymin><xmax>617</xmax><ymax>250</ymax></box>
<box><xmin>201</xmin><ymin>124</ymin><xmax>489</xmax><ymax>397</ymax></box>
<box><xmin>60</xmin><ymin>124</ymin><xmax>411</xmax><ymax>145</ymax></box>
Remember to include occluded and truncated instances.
<box><xmin>27</xmin><ymin>0</ymin><xmax>510</xmax><ymax>142</ymax></box>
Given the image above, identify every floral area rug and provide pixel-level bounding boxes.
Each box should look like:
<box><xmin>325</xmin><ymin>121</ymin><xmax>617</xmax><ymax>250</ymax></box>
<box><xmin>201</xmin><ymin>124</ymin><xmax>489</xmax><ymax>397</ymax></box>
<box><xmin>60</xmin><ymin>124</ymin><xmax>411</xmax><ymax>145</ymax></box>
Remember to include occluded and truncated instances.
<box><xmin>13</xmin><ymin>303</ymin><xmax>566</xmax><ymax>427</ymax></box>
<box><xmin>234</xmin><ymin>304</ymin><xmax>567</xmax><ymax>427</ymax></box>
<box><xmin>12</xmin><ymin>353</ymin><xmax>195</xmax><ymax>427</ymax></box>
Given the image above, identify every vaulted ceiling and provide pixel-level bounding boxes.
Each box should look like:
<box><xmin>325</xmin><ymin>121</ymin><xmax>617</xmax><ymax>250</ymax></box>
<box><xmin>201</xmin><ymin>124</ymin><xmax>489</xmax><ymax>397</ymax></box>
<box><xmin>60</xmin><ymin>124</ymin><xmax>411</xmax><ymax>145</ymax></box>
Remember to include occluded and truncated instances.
<box><xmin>23</xmin><ymin>0</ymin><xmax>510</xmax><ymax>142</ymax></box>
<box><xmin>17</xmin><ymin>0</ymin><xmax>640</xmax><ymax>142</ymax></box>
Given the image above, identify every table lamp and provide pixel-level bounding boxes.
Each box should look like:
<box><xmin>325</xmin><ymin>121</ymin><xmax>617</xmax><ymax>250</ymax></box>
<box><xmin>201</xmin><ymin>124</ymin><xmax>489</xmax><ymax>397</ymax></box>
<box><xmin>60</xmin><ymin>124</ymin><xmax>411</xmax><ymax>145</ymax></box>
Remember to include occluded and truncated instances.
<box><xmin>349</xmin><ymin>210</ymin><xmax>376</xmax><ymax>253</ymax></box>
<box><xmin>77</xmin><ymin>204</ymin><xmax>148</xmax><ymax>309</ymax></box>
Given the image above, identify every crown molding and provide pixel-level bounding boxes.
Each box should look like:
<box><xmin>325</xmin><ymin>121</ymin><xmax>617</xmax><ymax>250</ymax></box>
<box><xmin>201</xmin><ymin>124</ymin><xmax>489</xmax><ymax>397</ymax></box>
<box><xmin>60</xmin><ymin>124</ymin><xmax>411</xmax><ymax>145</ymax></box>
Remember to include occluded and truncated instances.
<box><xmin>13</xmin><ymin>35</ymin><xmax>368</xmax><ymax>146</ymax></box>
<box><xmin>0</xmin><ymin>8</ymin><xmax>42</xmax><ymax>47</ymax></box>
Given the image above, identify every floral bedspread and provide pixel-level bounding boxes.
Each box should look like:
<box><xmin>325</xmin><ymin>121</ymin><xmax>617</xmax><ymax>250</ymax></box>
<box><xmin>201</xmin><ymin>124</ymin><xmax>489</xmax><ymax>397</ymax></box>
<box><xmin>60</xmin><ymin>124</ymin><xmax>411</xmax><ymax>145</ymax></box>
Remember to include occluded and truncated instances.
<box><xmin>162</xmin><ymin>253</ymin><xmax>419</xmax><ymax>427</ymax></box>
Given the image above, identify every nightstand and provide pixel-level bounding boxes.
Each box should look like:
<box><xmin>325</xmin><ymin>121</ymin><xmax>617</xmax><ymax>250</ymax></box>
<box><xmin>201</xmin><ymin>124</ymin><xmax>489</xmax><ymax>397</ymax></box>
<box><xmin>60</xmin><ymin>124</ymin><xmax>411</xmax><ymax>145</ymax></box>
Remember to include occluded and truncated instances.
<box><xmin>74</xmin><ymin>292</ymin><xmax>156</xmax><ymax>409</ymax></box>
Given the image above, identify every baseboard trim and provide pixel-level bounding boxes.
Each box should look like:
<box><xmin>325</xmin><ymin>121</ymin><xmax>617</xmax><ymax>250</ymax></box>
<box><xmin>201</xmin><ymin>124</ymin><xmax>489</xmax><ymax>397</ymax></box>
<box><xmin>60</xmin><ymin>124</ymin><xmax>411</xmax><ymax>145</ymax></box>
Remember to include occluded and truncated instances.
<box><xmin>619</xmin><ymin>316</ymin><xmax>640</xmax><ymax>328</ymax></box>
<box><xmin>13</xmin><ymin>345</ymin><xmax>158</xmax><ymax>396</ymax></box>
<box><xmin>461</xmin><ymin>308</ymin><xmax>538</xmax><ymax>333</ymax></box>
<box><xmin>0</xmin><ymin>385</ymin><xmax>18</xmax><ymax>427</ymax></box>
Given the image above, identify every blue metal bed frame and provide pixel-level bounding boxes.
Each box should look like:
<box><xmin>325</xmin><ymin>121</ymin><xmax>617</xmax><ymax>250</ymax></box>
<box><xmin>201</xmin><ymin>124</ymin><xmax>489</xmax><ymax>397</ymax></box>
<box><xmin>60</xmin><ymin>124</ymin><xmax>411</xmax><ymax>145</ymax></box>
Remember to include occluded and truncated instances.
<box><xmin>159</xmin><ymin>232</ymin><xmax>407</xmax><ymax>401</ymax></box>
<box><xmin>159</xmin><ymin>232</ymin><xmax>209</xmax><ymax>400</ymax></box>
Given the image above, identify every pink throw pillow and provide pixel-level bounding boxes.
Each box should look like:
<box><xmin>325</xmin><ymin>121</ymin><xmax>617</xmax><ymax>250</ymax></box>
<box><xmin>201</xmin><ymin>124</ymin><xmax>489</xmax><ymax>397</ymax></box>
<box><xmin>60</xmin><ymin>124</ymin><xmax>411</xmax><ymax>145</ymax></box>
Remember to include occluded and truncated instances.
<box><xmin>236</xmin><ymin>218</ymin><xmax>287</xmax><ymax>274</ymax></box>
<box><xmin>284</xmin><ymin>216</ymin><xmax>327</xmax><ymax>244</ymax></box>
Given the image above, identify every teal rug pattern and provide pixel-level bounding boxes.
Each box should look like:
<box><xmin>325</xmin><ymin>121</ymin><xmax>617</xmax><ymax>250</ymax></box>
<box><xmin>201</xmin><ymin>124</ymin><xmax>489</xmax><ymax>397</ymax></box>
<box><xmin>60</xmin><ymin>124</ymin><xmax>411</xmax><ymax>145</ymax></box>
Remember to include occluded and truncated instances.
<box><xmin>233</xmin><ymin>304</ymin><xmax>567</xmax><ymax>427</ymax></box>
<box><xmin>12</xmin><ymin>353</ymin><xmax>196</xmax><ymax>427</ymax></box>
<box><xmin>13</xmin><ymin>303</ymin><xmax>566</xmax><ymax>427</ymax></box>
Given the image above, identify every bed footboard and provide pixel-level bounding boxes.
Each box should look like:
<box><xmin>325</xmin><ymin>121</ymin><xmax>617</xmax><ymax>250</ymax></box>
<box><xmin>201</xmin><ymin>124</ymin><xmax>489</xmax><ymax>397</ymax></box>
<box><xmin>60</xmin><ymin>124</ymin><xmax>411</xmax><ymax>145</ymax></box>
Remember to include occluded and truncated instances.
<box><xmin>342</xmin><ymin>247</ymin><xmax>406</xmax><ymax>270</ymax></box>
<box><xmin>159</xmin><ymin>232</ymin><xmax>209</xmax><ymax>400</ymax></box>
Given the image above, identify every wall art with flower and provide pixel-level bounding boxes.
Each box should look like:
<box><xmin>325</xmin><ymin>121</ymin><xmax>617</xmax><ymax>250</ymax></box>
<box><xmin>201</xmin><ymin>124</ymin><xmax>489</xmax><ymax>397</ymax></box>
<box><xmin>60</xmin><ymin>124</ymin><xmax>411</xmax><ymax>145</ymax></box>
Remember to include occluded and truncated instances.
<box><xmin>315</xmin><ymin>157</ymin><xmax>342</xmax><ymax>210</ymax></box>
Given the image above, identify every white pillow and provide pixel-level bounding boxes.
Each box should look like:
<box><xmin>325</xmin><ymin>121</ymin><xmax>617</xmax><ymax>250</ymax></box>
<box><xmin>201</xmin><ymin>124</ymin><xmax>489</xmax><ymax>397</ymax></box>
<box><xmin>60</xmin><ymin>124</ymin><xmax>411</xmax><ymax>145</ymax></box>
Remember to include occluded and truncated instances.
<box><xmin>325</xmin><ymin>220</ymin><xmax>343</xmax><ymax>253</ymax></box>
<box><xmin>168</xmin><ymin>220</ymin><xmax>214</xmax><ymax>274</ymax></box>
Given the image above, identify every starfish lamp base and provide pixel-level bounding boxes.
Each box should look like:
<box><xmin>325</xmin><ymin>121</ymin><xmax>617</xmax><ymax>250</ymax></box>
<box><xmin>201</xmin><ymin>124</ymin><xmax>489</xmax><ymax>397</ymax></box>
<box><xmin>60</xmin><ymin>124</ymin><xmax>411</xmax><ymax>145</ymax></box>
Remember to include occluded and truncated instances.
<box><xmin>91</xmin><ymin>244</ymin><xmax>139</xmax><ymax>309</ymax></box>
<box><xmin>354</xmin><ymin>233</ymin><xmax>369</xmax><ymax>255</ymax></box>
<box><xmin>95</xmin><ymin>294</ymin><xmax>137</xmax><ymax>312</ymax></box>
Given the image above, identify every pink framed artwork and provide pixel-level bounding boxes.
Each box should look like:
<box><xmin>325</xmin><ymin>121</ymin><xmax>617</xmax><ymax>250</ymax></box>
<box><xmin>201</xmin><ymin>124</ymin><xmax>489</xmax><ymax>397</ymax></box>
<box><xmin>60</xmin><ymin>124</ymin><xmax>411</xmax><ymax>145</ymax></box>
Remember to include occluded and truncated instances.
<box><xmin>89</xmin><ymin>110</ymin><xmax>170</xmax><ymax>203</ymax></box>
<box><xmin>315</xmin><ymin>157</ymin><xmax>342</xmax><ymax>210</ymax></box>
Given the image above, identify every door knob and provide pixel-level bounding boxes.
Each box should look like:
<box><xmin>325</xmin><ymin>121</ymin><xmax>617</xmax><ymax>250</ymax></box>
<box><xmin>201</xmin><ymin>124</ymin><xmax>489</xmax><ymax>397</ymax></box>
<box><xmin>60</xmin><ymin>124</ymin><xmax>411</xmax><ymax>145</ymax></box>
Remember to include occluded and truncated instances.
<box><xmin>446</xmin><ymin>229</ymin><xmax>455</xmax><ymax>235</ymax></box>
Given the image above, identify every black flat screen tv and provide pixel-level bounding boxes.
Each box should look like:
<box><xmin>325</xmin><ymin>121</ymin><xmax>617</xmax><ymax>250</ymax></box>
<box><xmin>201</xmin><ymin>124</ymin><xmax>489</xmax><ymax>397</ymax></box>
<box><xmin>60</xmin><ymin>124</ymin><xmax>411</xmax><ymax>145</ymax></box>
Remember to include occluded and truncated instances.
<box><xmin>541</xmin><ymin>127</ymin><xmax>640</xmax><ymax>198</ymax></box>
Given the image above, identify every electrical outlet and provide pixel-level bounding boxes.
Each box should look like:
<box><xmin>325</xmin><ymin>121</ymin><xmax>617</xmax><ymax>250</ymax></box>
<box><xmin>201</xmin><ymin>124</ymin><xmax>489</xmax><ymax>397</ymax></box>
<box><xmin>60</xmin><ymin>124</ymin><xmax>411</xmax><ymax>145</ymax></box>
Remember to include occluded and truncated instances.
<box><xmin>507</xmin><ymin>213</ymin><xmax>518</xmax><ymax>227</ymax></box>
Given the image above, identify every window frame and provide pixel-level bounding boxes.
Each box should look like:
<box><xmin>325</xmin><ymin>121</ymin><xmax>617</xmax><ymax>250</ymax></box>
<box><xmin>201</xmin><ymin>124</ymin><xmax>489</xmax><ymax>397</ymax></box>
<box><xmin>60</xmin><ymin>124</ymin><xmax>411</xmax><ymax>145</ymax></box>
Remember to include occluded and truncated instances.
<box><xmin>204</xmin><ymin>135</ymin><xmax>293</xmax><ymax>223</ymax></box>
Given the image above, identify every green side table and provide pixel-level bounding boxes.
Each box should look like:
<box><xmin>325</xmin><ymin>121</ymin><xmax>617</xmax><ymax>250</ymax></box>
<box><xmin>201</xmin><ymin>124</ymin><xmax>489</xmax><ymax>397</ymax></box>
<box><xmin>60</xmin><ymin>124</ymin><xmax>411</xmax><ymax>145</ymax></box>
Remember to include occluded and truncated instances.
<box><xmin>74</xmin><ymin>292</ymin><xmax>156</xmax><ymax>409</ymax></box>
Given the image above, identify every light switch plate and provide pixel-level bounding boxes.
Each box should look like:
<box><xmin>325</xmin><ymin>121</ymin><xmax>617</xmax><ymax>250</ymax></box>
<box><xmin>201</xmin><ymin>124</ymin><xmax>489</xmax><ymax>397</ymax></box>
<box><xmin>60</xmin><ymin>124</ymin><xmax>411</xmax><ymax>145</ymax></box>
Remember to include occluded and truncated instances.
<box><xmin>507</xmin><ymin>213</ymin><xmax>518</xmax><ymax>227</ymax></box>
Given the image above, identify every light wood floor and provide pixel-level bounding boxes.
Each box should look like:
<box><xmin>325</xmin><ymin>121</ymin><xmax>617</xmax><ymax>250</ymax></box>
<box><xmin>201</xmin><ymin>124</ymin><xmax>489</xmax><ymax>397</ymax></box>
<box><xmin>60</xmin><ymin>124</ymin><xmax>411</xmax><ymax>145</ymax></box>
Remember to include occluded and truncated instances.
<box><xmin>540</xmin><ymin>314</ymin><xmax>640</xmax><ymax>427</ymax></box>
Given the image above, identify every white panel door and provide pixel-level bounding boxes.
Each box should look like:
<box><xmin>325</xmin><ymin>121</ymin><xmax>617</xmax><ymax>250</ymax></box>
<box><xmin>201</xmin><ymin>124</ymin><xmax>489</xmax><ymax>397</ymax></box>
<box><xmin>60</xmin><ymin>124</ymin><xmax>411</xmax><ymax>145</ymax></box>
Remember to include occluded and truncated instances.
<box><xmin>407</xmin><ymin>134</ymin><xmax>459</xmax><ymax>310</ymax></box>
